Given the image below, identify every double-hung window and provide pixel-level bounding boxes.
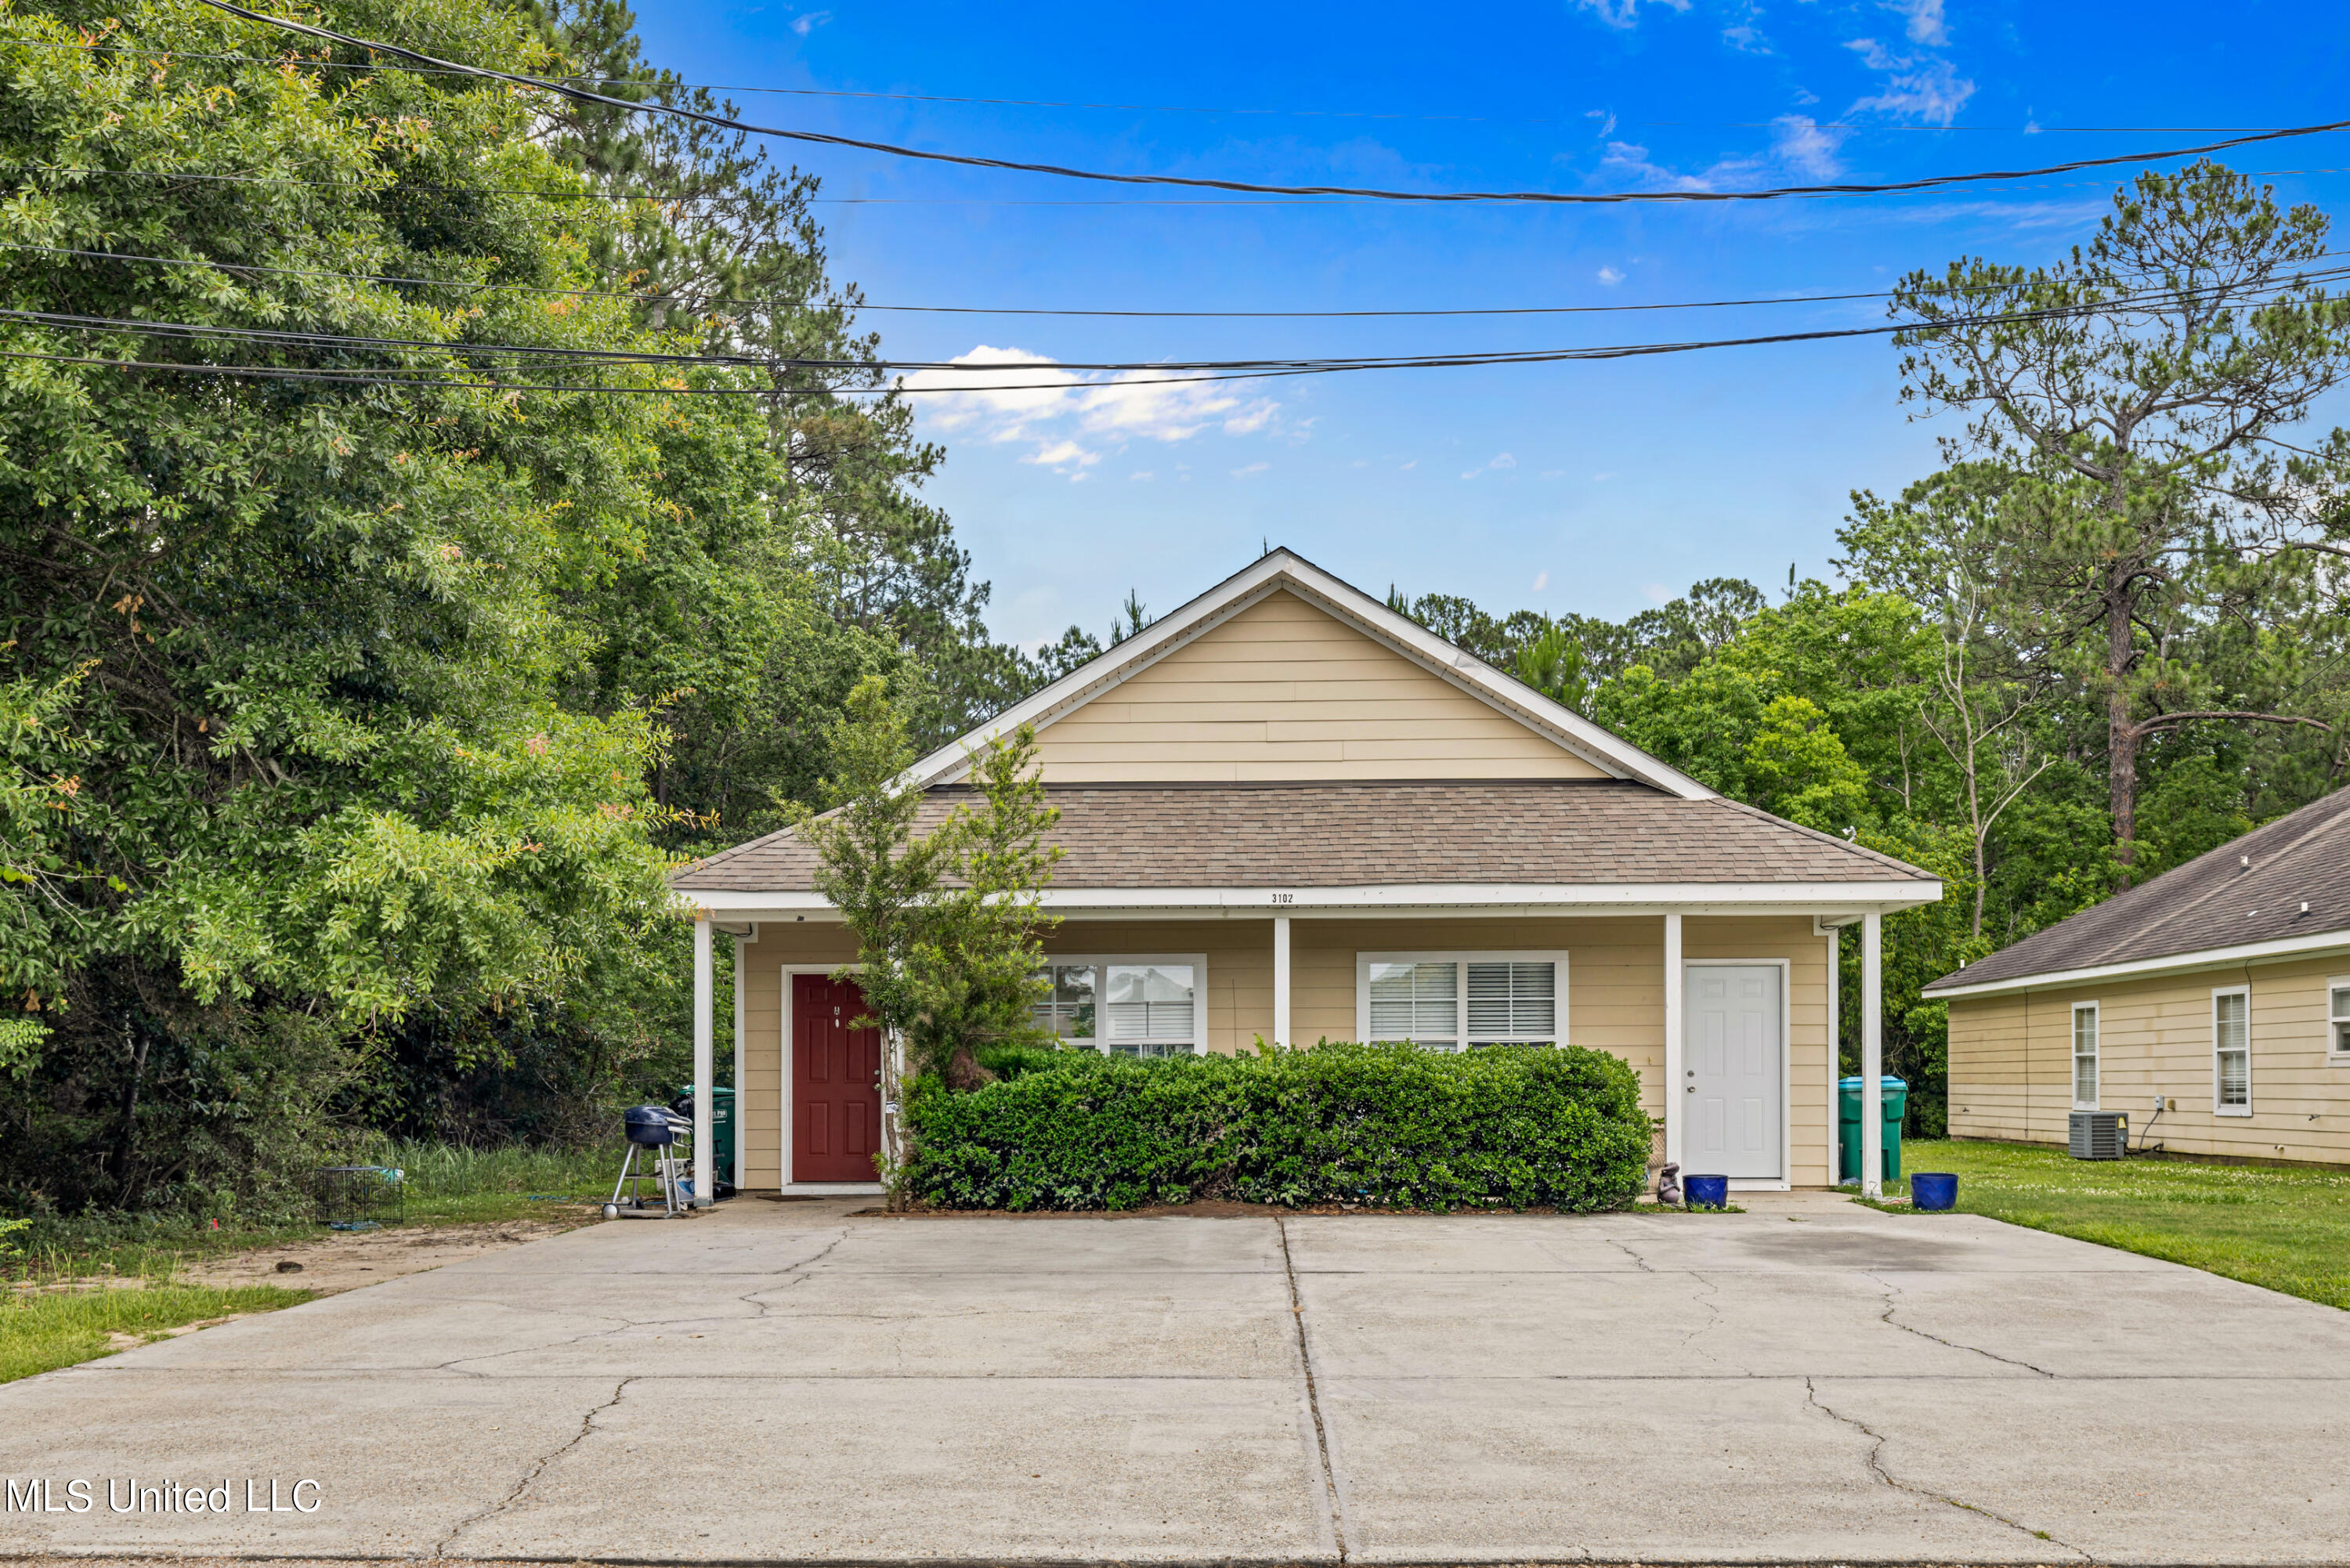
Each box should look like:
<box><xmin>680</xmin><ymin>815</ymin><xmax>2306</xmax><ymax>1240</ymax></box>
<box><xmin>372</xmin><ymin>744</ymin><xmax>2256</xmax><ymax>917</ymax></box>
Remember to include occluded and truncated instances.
<box><xmin>2213</xmin><ymin>986</ymin><xmax>2251</xmax><ymax>1115</ymax></box>
<box><xmin>1357</xmin><ymin>952</ymin><xmax>1565</xmax><ymax>1050</ymax></box>
<box><xmin>1033</xmin><ymin>956</ymin><xmax>1206</xmax><ymax>1058</ymax></box>
<box><xmin>2071</xmin><ymin>1002</ymin><xmax>2099</xmax><ymax>1110</ymax></box>
<box><xmin>2330</xmin><ymin>978</ymin><xmax>2350</xmax><ymax>1064</ymax></box>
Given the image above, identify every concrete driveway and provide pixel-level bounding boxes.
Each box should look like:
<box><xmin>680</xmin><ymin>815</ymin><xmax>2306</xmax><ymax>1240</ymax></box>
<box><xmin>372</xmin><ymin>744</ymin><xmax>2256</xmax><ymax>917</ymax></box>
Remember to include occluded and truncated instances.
<box><xmin>5</xmin><ymin>1192</ymin><xmax>2348</xmax><ymax>1564</ymax></box>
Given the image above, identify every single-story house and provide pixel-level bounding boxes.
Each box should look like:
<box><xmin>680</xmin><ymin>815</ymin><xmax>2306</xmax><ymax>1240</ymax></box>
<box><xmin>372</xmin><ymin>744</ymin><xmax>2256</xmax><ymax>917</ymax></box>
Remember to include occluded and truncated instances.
<box><xmin>1926</xmin><ymin>786</ymin><xmax>2350</xmax><ymax>1164</ymax></box>
<box><xmin>668</xmin><ymin>549</ymin><xmax>1942</xmax><ymax>1198</ymax></box>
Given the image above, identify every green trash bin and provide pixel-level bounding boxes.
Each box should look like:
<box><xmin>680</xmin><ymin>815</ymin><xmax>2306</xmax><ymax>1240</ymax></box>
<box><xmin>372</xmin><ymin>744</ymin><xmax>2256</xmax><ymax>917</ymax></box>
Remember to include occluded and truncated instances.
<box><xmin>1838</xmin><ymin>1076</ymin><xmax>1908</xmax><ymax>1183</ymax></box>
<box><xmin>672</xmin><ymin>1085</ymin><xmax>737</xmax><ymax>1187</ymax></box>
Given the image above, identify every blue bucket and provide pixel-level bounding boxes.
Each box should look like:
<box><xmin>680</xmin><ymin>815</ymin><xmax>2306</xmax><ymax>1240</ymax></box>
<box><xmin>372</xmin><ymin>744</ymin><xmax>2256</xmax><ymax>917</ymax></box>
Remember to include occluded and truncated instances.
<box><xmin>1911</xmin><ymin>1172</ymin><xmax>1958</xmax><ymax>1212</ymax></box>
<box><xmin>1684</xmin><ymin>1174</ymin><xmax>1730</xmax><ymax>1209</ymax></box>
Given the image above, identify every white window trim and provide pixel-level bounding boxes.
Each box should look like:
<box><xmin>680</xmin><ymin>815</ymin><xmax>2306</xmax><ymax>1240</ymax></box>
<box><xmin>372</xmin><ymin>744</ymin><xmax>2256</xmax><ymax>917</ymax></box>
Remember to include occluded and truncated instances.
<box><xmin>2213</xmin><ymin>984</ymin><xmax>2252</xmax><ymax>1117</ymax></box>
<box><xmin>2329</xmin><ymin>975</ymin><xmax>2350</xmax><ymax>1064</ymax></box>
<box><xmin>2070</xmin><ymin>1000</ymin><xmax>2100</xmax><ymax>1111</ymax></box>
<box><xmin>1354</xmin><ymin>950</ymin><xmax>1571</xmax><ymax>1050</ymax></box>
<box><xmin>1037</xmin><ymin>953</ymin><xmax>1209</xmax><ymax>1057</ymax></box>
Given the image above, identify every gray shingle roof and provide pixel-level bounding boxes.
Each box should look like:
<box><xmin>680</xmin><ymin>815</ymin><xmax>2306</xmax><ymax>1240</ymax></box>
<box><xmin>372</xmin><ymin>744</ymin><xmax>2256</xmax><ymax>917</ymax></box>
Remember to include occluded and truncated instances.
<box><xmin>1924</xmin><ymin>786</ymin><xmax>2350</xmax><ymax>992</ymax></box>
<box><xmin>672</xmin><ymin>780</ymin><xmax>1937</xmax><ymax>894</ymax></box>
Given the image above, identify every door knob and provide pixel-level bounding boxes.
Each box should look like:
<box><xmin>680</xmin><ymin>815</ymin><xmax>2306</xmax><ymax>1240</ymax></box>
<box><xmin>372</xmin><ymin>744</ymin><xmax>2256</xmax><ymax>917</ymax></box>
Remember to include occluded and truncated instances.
<box><xmin>1686</xmin><ymin>1085</ymin><xmax>1697</xmax><ymax>1093</ymax></box>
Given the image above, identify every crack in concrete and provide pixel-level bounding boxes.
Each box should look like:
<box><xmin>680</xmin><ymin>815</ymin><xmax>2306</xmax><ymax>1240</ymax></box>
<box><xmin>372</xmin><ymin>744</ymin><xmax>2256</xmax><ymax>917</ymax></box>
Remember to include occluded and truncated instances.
<box><xmin>1676</xmin><ymin>1269</ymin><xmax>1723</xmax><ymax>1360</ymax></box>
<box><xmin>1276</xmin><ymin>1216</ymin><xmax>1349</xmax><ymax>1564</ymax></box>
<box><xmin>1605</xmin><ymin>1233</ymin><xmax>1658</xmax><ymax>1274</ymax></box>
<box><xmin>1865</xmin><ymin>1271</ymin><xmax>2059</xmax><ymax>1378</ymax></box>
<box><xmin>1804</xmin><ymin>1376</ymin><xmax>2091</xmax><ymax>1560</ymax></box>
<box><xmin>436</xmin><ymin>1375</ymin><xmax>634</xmax><ymax>1555</ymax></box>
<box><xmin>737</xmin><ymin>1228</ymin><xmax>852</xmax><ymax>1319</ymax></box>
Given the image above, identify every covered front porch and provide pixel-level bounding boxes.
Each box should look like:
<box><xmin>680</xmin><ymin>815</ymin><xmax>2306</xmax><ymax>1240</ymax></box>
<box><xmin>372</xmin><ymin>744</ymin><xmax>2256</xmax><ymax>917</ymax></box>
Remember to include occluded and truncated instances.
<box><xmin>677</xmin><ymin>888</ymin><xmax>1920</xmax><ymax>1199</ymax></box>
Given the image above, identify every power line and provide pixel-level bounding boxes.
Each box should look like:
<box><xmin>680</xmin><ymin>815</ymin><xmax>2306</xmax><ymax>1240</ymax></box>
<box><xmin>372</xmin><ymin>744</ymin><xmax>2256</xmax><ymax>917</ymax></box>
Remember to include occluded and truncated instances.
<box><xmin>9</xmin><ymin>37</ymin><xmax>2304</xmax><ymax>136</ymax></box>
<box><xmin>191</xmin><ymin>0</ymin><xmax>2350</xmax><ymax>208</ymax></box>
<box><xmin>16</xmin><ymin>236</ymin><xmax>2350</xmax><ymax>324</ymax></box>
<box><xmin>20</xmin><ymin>160</ymin><xmax>2350</xmax><ymax>219</ymax></box>
<box><xmin>13</xmin><ymin>270</ymin><xmax>2346</xmax><ymax>392</ymax></box>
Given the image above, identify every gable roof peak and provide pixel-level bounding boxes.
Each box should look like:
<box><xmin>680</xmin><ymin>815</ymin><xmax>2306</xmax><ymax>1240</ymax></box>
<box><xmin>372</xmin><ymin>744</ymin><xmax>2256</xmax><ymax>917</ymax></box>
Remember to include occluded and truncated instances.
<box><xmin>911</xmin><ymin>546</ymin><xmax>1718</xmax><ymax>800</ymax></box>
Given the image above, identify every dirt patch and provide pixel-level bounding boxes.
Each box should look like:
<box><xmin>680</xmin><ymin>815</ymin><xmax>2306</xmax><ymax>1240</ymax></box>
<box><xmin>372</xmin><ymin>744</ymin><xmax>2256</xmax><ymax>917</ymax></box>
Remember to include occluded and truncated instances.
<box><xmin>177</xmin><ymin>1218</ymin><xmax>585</xmax><ymax>1295</ymax></box>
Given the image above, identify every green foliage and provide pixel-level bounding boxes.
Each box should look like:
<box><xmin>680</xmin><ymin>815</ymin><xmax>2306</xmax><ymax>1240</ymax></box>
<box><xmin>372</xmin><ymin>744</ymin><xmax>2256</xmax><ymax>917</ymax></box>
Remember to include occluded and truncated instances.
<box><xmin>0</xmin><ymin>0</ymin><xmax>805</xmax><ymax>1208</ymax></box>
<box><xmin>1511</xmin><ymin>626</ymin><xmax>1588</xmax><ymax>712</ymax></box>
<box><xmin>792</xmin><ymin>677</ymin><xmax>1062</xmax><ymax>1088</ymax></box>
<box><xmin>902</xmin><ymin>1043</ymin><xmax>1651</xmax><ymax>1212</ymax></box>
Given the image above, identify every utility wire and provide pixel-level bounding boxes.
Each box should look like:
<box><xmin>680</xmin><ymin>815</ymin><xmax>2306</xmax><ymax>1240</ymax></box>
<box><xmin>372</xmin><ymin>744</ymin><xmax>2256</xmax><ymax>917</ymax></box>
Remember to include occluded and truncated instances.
<box><xmin>13</xmin><ymin>237</ymin><xmax>2350</xmax><ymax>324</ymax></box>
<box><xmin>190</xmin><ymin>0</ymin><xmax>2350</xmax><ymax>208</ymax></box>
<box><xmin>5</xmin><ymin>36</ymin><xmax>2307</xmax><ymax>136</ymax></box>
<box><xmin>19</xmin><ymin>160</ymin><xmax>2350</xmax><ymax>216</ymax></box>
<box><xmin>11</xmin><ymin>270</ymin><xmax>2346</xmax><ymax>389</ymax></box>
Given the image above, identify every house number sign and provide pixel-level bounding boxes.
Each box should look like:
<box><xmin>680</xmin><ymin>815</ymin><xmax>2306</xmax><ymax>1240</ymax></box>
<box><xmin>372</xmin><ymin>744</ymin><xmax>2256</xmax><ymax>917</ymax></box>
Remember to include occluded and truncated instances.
<box><xmin>1270</xmin><ymin>892</ymin><xmax>1295</xmax><ymax>905</ymax></box>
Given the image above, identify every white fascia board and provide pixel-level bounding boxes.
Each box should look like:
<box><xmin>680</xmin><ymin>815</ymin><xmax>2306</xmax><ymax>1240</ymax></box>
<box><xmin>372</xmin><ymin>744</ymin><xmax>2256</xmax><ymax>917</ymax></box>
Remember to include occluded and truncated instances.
<box><xmin>905</xmin><ymin>549</ymin><xmax>1716</xmax><ymax>800</ymax></box>
<box><xmin>1925</xmin><ymin>926</ymin><xmax>2350</xmax><ymax>999</ymax></box>
<box><xmin>674</xmin><ymin>881</ymin><xmax>1940</xmax><ymax>919</ymax></box>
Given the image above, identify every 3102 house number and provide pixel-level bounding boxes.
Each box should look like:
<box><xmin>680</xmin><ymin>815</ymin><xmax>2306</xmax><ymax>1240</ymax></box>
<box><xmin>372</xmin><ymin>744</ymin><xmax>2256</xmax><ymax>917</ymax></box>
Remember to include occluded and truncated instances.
<box><xmin>1270</xmin><ymin>892</ymin><xmax>1295</xmax><ymax>904</ymax></box>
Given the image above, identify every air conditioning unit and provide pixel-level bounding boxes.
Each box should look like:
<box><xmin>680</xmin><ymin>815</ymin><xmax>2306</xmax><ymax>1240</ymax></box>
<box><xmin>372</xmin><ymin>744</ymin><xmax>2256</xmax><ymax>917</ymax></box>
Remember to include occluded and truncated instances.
<box><xmin>2069</xmin><ymin>1110</ymin><xmax>2128</xmax><ymax>1160</ymax></box>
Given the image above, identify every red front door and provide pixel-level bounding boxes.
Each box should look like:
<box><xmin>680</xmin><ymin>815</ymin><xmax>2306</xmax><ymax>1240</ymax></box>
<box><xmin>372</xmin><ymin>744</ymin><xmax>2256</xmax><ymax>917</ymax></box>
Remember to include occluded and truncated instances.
<box><xmin>793</xmin><ymin>973</ymin><xmax>882</xmax><ymax>1183</ymax></box>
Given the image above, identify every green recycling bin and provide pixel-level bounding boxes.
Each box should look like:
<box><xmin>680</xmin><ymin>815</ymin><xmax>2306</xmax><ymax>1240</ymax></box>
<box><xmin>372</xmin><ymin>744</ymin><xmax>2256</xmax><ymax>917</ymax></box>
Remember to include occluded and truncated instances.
<box><xmin>671</xmin><ymin>1085</ymin><xmax>737</xmax><ymax>1187</ymax></box>
<box><xmin>1837</xmin><ymin>1075</ymin><xmax>1908</xmax><ymax>1183</ymax></box>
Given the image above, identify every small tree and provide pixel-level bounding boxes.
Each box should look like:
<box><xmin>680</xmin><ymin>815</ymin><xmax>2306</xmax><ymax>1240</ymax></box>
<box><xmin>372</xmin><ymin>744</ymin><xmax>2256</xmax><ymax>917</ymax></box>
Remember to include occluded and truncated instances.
<box><xmin>791</xmin><ymin>677</ymin><xmax>1062</xmax><ymax>1093</ymax></box>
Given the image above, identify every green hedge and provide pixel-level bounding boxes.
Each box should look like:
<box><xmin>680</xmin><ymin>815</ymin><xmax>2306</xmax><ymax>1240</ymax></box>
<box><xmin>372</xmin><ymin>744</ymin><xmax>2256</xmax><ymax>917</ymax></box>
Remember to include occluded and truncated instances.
<box><xmin>902</xmin><ymin>1042</ymin><xmax>1650</xmax><ymax>1212</ymax></box>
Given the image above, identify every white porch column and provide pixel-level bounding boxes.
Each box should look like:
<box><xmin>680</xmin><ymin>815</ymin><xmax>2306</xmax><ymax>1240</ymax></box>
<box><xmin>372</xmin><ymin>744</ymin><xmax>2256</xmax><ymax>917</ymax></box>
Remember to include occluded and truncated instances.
<box><xmin>1825</xmin><ymin>923</ymin><xmax>1842</xmax><ymax>1183</ymax></box>
<box><xmin>1662</xmin><ymin>912</ymin><xmax>1683</xmax><ymax>1171</ymax></box>
<box><xmin>732</xmin><ymin>932</ymin><xmax>749</xmax><ymax>1193</ymax></box>
<box><xmin>1272</xmin><ymin>916</ymin><xmax>1292</xmax><ymax>1048</ymax></box>
<box><xmin>692</xmin><ymin>912</ymin><xmax>714</xmax><ymax>1209</ymax></box>
<box><xmin>1861</xmin><ymin>909</ymin><xmax>1884</xmax><ymax>1201</ymax></box>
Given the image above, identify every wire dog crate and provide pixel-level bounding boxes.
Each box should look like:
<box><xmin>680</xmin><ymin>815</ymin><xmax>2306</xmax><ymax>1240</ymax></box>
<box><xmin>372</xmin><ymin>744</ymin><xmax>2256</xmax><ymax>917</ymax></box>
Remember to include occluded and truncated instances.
<box><xmin>314</xmin><ymin>1165</ymin><xmax>406</xmax><ymax>1227</ymax></box>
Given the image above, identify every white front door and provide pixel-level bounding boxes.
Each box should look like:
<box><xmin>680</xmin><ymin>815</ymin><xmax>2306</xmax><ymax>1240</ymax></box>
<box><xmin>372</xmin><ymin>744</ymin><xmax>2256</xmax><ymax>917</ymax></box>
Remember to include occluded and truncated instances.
<box><xmin>1684</xmin><ymin>965</ymin><xmax>1782</xmax><ymax>1180</ymax></box>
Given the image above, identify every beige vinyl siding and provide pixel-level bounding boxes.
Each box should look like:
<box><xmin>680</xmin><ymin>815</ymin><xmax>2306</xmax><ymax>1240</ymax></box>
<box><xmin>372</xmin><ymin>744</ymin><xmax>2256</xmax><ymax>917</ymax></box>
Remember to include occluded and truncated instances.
<box><xmin>1947</xmin><ymin>952</ymin><xmax>2350</xmax><ymax>1165</ymax></box>
<box><xmin>1029</xmin><ymin>589</ymin><xmax>1608</xmax><ymax>782</ymax></box>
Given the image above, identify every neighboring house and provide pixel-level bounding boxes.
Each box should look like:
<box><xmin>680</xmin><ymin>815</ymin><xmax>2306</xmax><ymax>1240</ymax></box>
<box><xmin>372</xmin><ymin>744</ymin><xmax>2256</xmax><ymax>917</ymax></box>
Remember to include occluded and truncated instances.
<box><xmin>670</xmin><ymin>550</ymin><xmax>1941</xmax><ymax>1197</ymax></box>
<box><xmin>1926</xmin><ymin>787</ymin><xmax>2350</xmax><ymax>1165</ymax></box>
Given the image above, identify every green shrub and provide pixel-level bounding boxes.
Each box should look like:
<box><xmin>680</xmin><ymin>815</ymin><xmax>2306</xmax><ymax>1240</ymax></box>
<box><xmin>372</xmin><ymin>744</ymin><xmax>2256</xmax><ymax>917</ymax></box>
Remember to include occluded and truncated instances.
<box><xmin>903</xmin><ymin>1042</ymin><xmax>1650</xmax><ymax>1212</ymax></box>
<box><xmin>973</xmin><ymin>1042</ymin><xmax>1095</xmax><ymax>1082</ymax></box>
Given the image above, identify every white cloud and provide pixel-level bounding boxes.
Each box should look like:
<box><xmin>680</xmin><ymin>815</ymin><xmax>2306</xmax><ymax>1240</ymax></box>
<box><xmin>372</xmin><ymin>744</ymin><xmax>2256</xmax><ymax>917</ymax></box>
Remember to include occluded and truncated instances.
<box><xmin>1572</xmin><ymin>0</ymin><xmax>1690</xmax><ymax>27</ymax></box>
<box><xmin>1490</xmin><ymin>452</ymin><xmax>1517</xmax><ymax>468</ymax></box>
<box><xmin>790</xmin><ymin>9</ymin><xmax>831</xmax><ymax>34</ymax></box>
<box><xmin>1540</xmin><ymin>468</ymin><xmax>1566</xmax><ymax>479</ymax></box>
<box><xmin>1532</xmin><ymin>570</ymin><xmax>1550</xmax><ymax>591</ymax></box>
<box><xmin>1585</xmin><ymin>109</ymin><xmax>1618</xmax><ymax>137</ymax></box>
<box><xmin>1644</xmin><ymin>583</ymin><xmax>1672</xmax><ymax>605</ymax></box>
<box><xmin>1842</xmin><ymin>38</ymin><xmax>1974</xmax><ymax>125</ymax></box>
<box><xmin>1596</xmin><ymin>265</ymin><xmax>1625</xmax><ymax>286</ymax></box>
<box><xmin>1770</xmin><ymin>115</ymin><xmax>1846</xmax><ymax>179</ymax></box>
<box><xmin>902</xmin><ymin>345</ymin><xmax>1280</xmax><ymax>469</ymax></box>
<box><xmin>1882</xmin><ymin>0</ymin><xmax>1947</xmax><ymax>45</ymax></box>
<box><xmin>1130</xmin><ymin>470</ymin><xmax>1155</xmax><ymax>482</ymax></box>
<box><xmin>1231</xmin><ymin>461</ymin><xmax>1269</xmax><ymax>479</ymax></box>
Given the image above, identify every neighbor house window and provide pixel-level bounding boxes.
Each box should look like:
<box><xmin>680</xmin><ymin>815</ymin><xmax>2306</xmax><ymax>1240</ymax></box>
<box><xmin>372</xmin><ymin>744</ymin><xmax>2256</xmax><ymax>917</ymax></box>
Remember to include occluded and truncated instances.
<box><xmin>1034</xmin><ymin>956</ymin><xmax>1205</xmax><ymax>1058</ymax></box>
<box><xmin>2072</xmin><ymin>1002</ymin><xmax>2099</xmax><ymax>1109</ymax></box>
<box><xmin>2214</xmin><ymin>986</ymin><xmax>2251</xmax><ymax>1115</ymax></box>
<box><xmin>2330</xmin><ymin>978</ymin><xmax>2350</xmax><ymax>1062</ymax></box>
<box><xmin>1357</xmin><ymin>953</ymin><xmax>1565</xmax><ymax>1050</ymax></box>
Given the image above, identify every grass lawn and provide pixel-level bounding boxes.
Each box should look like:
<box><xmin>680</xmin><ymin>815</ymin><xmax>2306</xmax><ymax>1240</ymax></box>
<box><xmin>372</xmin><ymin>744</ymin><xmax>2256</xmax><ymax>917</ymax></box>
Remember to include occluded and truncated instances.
<box><xmin>1885</xmin><ymin>1139</ymin><xmax>2350</xmax><ymax>1310</ymax></box>
<box><xmin>0</xmin><ymin>1283</ymin><xmax>314</xmax><ymax>1384</ymax></box>
<box><xmin>5</xmin><ymin>1140</ymin><xmax>616</xmax><ymax>1284</ymax></box>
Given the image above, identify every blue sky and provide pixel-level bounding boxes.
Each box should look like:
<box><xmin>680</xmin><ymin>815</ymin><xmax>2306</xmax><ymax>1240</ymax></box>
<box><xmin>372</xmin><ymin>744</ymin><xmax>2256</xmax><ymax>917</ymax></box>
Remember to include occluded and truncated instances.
<box><xmin>634</xmin><ymin>0</ymin><xmax>2350</xmax><ymax>648</ymax></box>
